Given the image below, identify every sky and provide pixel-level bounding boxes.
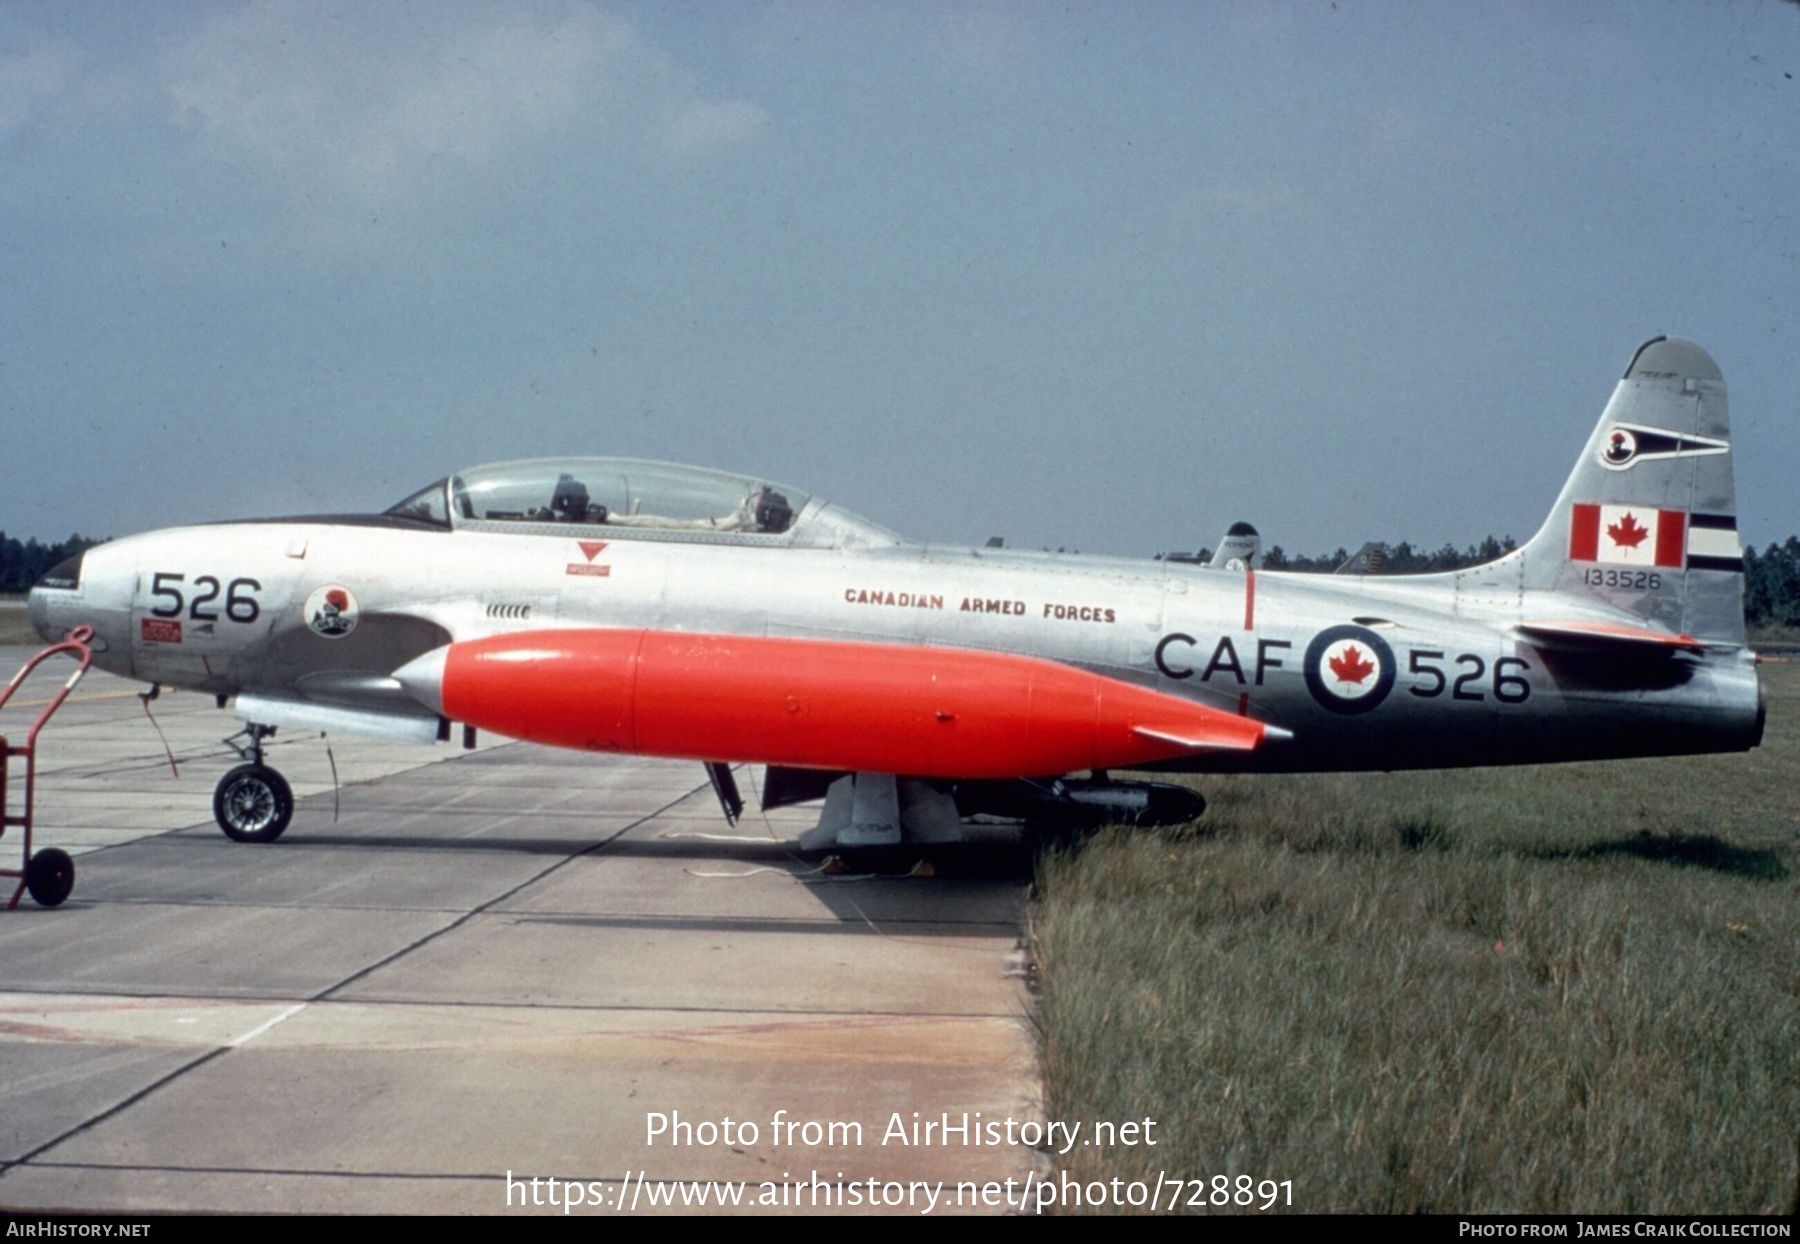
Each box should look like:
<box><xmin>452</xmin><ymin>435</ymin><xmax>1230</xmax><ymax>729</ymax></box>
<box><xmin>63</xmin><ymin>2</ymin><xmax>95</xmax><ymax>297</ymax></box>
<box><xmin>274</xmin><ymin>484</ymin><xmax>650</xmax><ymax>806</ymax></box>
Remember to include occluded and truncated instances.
<box><xmin>3</xmin><ymin>0</ymin><xmax>1797</xmax><ymax>558</ymax></box>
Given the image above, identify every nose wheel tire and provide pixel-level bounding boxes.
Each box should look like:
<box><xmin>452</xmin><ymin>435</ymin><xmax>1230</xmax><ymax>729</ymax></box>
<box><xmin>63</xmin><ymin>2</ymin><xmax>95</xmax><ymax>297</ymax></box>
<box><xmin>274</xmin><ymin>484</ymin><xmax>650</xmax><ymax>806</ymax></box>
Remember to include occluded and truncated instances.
<box><xmin>214</xmin><ymin>764</ymin><xmax>294</xmax><ymax>843</ymax></box>
<box><xmin>26</xmin><ymin>848</ymin><xmax>76</xmax><ymax>907</ymax></box>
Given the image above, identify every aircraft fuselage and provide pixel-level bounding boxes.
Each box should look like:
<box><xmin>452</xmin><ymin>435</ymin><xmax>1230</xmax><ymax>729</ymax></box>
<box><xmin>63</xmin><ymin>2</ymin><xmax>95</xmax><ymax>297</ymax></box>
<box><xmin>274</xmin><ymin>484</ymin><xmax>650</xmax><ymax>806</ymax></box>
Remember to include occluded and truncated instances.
<box><xmin>35</xmin><ymin>517</ymin><xmax>1764</xmax><ymax>775</ymax></box>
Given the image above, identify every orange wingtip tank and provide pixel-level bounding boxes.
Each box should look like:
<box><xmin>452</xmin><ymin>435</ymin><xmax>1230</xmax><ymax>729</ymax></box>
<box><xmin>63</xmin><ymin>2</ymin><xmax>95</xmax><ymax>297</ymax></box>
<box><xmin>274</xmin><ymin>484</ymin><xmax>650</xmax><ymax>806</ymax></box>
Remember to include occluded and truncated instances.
<box><xmin>398</xmin><ymin>629</ymin><xmax>1286</xmax><ymax>779</ymax></box>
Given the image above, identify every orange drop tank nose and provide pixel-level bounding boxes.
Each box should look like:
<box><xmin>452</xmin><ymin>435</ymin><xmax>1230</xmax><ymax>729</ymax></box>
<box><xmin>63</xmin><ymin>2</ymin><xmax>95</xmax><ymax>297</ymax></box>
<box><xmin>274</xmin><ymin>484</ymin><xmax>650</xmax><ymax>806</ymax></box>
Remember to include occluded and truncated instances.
<box><xmin>393</xmin><ymin>646</ymin><xmax>449</xmax><ymax>716</ymax></box>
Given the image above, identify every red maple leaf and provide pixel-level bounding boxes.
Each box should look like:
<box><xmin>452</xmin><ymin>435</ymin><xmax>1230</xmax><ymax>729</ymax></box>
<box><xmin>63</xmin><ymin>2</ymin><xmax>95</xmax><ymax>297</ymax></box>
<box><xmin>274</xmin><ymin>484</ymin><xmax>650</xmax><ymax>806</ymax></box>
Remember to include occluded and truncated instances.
<box><xmin>1328</xmin><ymin>645</ymin><xmax>1375</xmax><ymax>684</ymax></box>
<box><xmin>1607</xmin><ymin>513</ymin><xmax>1650</xmax><ymax>549</ymax></box>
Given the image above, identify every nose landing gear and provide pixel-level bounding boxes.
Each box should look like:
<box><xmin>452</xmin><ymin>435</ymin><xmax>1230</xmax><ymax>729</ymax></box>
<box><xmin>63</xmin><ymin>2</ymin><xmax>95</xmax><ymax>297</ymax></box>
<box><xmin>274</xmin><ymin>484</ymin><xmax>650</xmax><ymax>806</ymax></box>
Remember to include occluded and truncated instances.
<box><xmin>215</xmin><ymin>724</ymin><xmax>293</xmax><ymax>843</ymax></box>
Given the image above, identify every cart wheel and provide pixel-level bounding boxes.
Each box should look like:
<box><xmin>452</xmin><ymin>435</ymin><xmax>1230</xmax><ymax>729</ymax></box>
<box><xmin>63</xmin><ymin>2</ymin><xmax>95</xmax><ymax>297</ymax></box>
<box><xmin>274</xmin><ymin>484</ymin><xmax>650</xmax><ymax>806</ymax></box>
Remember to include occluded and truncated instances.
<box><xmin>26</xmin><ymin>848</ymin><xmax>75</xmax><ymax>908</ymax></box>
<box><xmin>214</xmin><ymin>764</ymin><xmax>294</xmax><ymax>843</ymax></box>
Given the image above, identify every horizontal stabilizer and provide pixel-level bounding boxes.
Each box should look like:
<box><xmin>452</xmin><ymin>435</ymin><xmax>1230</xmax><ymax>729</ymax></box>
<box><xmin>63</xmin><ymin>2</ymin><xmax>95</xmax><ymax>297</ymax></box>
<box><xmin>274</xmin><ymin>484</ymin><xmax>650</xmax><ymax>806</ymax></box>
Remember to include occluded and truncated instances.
<box><xmin>1515</xmin><ymin>619</ymin><xmax>1704</xmax><ymax>652</ymax></box>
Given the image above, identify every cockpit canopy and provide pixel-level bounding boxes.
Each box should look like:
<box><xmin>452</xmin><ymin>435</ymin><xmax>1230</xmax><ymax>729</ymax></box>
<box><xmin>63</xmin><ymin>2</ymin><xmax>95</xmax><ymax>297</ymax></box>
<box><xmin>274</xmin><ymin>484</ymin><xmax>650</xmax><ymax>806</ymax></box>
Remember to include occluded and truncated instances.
<box><xmin>385</xmin><ymin>458</ymin><xmax>898</xmax><ymax>549</ymax></box>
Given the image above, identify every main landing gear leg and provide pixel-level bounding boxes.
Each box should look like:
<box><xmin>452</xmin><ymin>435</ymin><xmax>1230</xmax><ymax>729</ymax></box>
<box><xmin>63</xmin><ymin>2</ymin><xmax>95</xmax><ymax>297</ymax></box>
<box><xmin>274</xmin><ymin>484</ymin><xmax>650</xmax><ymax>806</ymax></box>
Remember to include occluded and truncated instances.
<box><xmin>214</xmin><ymin>724</ymin><xmax>293</xmax><ymax>844</ymax></box>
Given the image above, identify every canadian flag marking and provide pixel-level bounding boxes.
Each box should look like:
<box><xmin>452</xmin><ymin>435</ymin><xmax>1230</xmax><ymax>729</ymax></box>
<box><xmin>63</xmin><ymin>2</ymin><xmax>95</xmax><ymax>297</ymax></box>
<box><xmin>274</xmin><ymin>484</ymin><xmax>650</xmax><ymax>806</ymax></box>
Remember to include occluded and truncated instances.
<box><xmin>1569</xmin><ymin>504</ymin><xmax>1685</xmax><ymax>568</ymax></box>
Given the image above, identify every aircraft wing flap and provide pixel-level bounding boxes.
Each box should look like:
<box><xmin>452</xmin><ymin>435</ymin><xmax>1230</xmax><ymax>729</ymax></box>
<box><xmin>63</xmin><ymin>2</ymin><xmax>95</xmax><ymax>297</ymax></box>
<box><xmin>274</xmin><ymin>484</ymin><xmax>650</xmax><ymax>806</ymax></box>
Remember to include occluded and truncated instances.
<box><xmin>1515</xmin><ymin>619</ymin><xmax>1705</xmax><ymax>652</ymax></box>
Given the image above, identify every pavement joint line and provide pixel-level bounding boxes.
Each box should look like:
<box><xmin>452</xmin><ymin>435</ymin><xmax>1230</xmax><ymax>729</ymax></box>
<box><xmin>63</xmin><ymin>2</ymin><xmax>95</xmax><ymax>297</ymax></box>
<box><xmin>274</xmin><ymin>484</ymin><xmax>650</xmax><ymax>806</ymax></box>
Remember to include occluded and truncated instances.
<box><xmin>502</xmin><ymin>914</ymin><xmax>1022</xmax><ymax>937</ymax></box>
<box><xmin>0</xmin><ymin>987</ymin><xmax>1026</xmax><ymax>1020</ymax></box>
<box><xmin>44</xmin><ymin>731</ymin><xmax>431</xmax><ymax>778</ymax></box>
<box><xmin>3</xmin><ymin>725</ymin><xmax>1040</xmax><ymax>1202</ymax></box>
<box><xmin>39</xmin><ymin>897</ymin><xmax>1025</xmax><ymax>931</ymax></box>
<box><xmin>2</xmin><ymin>779</ymin><xmax>713</xmax><ymax>1176</ymax></box>
<box><xmin>15</xmin><ymin>740</ymin><xmax>543</xmax><ymax>865</ymax></box>
<box><xmin>10</xmin><ymin>1046</ymin><xmax>234</xmax><ymax>1170</ymax></box>
<box><xmin>8</xmin><ymin>1161</ymin><xmax>891</xmax><ymax>1187</ymax></box>
<box><xmin>131</xmin><ymin>811</ymin><xmax>674</xmax><ymax>823</ymax></box>
<box><xmin>310</xmin><ymin>779</ymin><xmax>714</xmax><ymax>1004</ymax></box>
<box><xmin>1</xmin><ymin>764</ymin><xmax>707</xmax><ymax>1176</ymax></box>
<box><xmin>10</xmin><ymin>1160</ymin><xmax>507</xmax><ymax>1182</ymax></box>
<box><xmin>70</xmin><ymin>900</ymin><xmax>495</xmax><ymax>915</ymax></box>
<box><xmin>5</xmin><ymin>690</ymin><xmax>216</xmax><ymax>710</ymax></box>
<box><xmin>330</xmin><ymin>999</ymin><xmax>1031</xmax><ymax>1020</ymax></box>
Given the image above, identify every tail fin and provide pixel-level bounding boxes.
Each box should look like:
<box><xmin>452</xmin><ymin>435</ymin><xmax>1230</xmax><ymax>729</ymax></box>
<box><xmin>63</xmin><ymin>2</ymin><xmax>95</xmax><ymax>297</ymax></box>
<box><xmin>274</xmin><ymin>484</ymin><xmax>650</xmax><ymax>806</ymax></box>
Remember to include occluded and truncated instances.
<box><xmin>1507</xmin><ymin>337</ymin><xmax>1744</xmax><ymax>644</ymax></box>
<box><xmin>1334</xmin><ymin>541</ymin><xmax>1385</xmax><ymax>575</ymax></box>
<box><xmin>1208</xmin><ymin>521</ymin><xmax>1261</xmax><ymax>570</ymax></box>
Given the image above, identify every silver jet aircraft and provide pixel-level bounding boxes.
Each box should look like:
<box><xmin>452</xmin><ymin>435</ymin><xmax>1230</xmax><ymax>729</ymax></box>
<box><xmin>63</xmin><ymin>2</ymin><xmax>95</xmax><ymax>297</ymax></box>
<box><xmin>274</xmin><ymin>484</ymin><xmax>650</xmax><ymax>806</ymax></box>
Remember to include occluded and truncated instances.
<box><xmin>27</xmin><ymin>337</ymin><xmax>1763</xmax><ymax>870</ymax></box>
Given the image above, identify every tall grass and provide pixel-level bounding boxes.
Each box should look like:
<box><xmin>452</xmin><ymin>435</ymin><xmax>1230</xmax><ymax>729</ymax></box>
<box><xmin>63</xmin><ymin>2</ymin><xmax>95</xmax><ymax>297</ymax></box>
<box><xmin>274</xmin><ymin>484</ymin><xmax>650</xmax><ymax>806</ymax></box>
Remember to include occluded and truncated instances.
<box><xmin>1034</xmin><ymin>664</ymin><xmax>1800</xmax><ymax>1214</ymax></box>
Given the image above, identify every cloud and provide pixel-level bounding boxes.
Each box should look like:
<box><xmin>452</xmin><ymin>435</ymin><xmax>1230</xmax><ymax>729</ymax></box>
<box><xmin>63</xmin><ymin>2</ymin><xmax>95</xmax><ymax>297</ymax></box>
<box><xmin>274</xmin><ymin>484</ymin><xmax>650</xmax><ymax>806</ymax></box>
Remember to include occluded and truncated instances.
<box><xmin>165</xmin><ymin>1</ymin><xmax>768</xmax><ymax>196</ymax></box>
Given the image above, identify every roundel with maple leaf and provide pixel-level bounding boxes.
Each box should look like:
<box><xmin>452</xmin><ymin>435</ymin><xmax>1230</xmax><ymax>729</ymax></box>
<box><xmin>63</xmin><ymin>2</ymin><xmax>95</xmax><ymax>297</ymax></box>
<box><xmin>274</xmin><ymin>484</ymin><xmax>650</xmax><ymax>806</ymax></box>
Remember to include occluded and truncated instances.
<box><xmin>1303</xmin><ymin>624</ymin><xmax>1397</xmax><ymax>716</ymax></box>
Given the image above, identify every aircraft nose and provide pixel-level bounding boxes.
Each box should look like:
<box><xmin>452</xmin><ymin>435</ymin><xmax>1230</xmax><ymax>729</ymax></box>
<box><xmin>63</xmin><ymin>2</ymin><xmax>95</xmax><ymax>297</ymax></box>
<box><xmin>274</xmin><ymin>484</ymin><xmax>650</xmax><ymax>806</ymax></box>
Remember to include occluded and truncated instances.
<box><xmin>27</xmin><ymin>550</ymin><xmax>88</xmax><ymax>644</ymax></box>
<box><xmin>26</xmin><ymin>585</ymin><xmax>50</xmax><ymax>643</ymax></box>
<box><xmin>26</xmin><ymin>550</ymin><xmax>98</xmax><ymax>651</ymax></box>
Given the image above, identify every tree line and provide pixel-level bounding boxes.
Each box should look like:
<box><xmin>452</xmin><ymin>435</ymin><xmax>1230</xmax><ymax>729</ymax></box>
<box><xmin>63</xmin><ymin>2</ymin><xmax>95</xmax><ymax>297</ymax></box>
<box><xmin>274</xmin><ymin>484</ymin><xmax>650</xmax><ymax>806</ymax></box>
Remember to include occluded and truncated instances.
<box><xmin>1259</xmin><ymin>534</ymin><xmax>1520</xmax><ymax>574</ymax></box>
<box><xmin>0</xmin><ymin>532</ymin><xmax>105</xmax><ymax>594</ymax></box>
<box><xmin>9</xmin><ymin>529</ymin><xmax>1800</xmax><ymax>630</ymax></box>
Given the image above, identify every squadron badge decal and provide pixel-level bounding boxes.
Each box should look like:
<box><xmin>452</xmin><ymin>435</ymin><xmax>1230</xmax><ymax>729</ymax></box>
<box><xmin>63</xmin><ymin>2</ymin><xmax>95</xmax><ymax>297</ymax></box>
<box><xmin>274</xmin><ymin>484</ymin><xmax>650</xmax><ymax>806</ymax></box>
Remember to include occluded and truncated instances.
<box><xmin>1601</xmin><ymin>426</ymin><xmax>1639</xmax><ymax>468</ymax></box>
<box><xmin>304</xmin><ymin>585</ymin><xmax>359</xmax><ymax>638</ymax></box>
<box><xmin>1596</xmin><ymin>422</ymin><xmax>1728</xmax><ymax>472</ymax></box>
<box><xmin>1303</xmin><ymin>625</ymin><xmax>1396</xmax><ymax>715</ymax></box>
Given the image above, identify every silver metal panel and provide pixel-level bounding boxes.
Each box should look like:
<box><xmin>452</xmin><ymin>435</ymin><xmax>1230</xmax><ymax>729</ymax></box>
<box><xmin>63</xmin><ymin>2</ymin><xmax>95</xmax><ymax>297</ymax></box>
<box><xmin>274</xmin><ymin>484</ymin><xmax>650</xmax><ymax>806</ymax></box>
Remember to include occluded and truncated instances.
<box><xmin>234</xmin><ymin>693</ymin><xmax>441</xmax><ymax>743</ymax></box>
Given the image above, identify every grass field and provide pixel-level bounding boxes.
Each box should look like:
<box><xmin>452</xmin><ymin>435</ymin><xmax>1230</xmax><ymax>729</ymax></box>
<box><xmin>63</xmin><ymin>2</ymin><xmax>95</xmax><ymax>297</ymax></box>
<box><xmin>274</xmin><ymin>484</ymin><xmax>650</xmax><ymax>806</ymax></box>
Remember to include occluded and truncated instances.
<box><xmin>1033</xmin><ymin>661</ymin><xmax>1798</xmax><ymax>1214</ymax></box>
